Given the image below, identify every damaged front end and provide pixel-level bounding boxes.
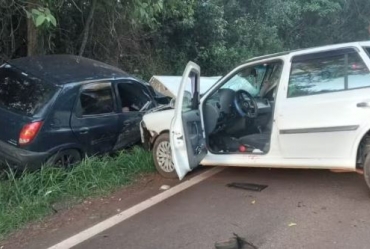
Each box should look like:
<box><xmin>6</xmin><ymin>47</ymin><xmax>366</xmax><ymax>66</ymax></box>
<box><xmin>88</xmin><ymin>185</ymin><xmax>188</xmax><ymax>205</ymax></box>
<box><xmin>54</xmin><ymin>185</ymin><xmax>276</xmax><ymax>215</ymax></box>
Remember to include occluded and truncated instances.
<box><xmin>140</xmin><ymin>101</ymin><xmax>175</xmax><ymax>150</ymax></box>
<box><xmin>140</xmin><ymin>121</ymin><xmax>156</xmax><ymax>150</ymax></box>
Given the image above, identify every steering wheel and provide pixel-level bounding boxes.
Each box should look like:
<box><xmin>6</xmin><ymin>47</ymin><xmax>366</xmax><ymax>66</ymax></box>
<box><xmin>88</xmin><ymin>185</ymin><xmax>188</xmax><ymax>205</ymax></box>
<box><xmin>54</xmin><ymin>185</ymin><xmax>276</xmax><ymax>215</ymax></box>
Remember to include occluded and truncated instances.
<box><xmin>234</xmin><ymin>90</ymin><xmax>258</xmax><ymax>118</ymax></box>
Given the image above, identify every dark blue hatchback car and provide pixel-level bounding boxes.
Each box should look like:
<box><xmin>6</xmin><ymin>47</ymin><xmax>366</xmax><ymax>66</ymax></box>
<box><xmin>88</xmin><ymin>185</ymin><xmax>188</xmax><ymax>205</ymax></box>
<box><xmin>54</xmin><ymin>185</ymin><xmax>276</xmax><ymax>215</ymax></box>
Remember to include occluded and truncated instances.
<box><xmin>0</xmin><ymin>55</ymin><xmax>166</xmax><ymax>169</ymax></box>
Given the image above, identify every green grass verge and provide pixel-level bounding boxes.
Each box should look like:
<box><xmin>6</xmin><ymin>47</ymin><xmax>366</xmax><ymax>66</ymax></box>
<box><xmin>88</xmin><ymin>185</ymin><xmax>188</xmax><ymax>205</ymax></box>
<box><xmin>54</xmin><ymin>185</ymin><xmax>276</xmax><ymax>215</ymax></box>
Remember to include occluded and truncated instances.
<box><xmin>0</xmin><ymin>147</ymin><xmax>154</xmax><ymax>240</ymax></box>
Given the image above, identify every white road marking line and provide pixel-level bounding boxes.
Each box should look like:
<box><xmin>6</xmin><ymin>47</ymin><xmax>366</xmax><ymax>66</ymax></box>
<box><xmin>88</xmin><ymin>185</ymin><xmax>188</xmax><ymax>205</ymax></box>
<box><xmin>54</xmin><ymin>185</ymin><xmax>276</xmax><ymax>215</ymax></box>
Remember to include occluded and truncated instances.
<box><xmin>48</xmin><ymin>167</ymin><xmax>224</xmax><ymax>249</ymax></box>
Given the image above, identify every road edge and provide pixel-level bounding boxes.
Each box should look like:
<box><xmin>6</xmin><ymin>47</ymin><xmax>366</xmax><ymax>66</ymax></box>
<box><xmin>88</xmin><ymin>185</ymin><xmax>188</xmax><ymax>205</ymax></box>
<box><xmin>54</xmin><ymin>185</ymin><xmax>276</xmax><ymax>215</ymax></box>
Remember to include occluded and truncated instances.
<box><xmin>48</xmin><ymin>167</ymin><xmax>225</xmax><ymax>249</ymax></box>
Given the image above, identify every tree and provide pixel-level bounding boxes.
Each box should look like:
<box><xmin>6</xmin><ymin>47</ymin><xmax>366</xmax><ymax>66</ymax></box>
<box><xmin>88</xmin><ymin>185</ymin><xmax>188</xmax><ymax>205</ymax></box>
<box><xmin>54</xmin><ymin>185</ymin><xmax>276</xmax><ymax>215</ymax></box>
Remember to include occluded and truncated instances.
<box><xmin>1</xmin><ymin>0</ymin><xmax>370</xmax><ymax>78</ymax></box>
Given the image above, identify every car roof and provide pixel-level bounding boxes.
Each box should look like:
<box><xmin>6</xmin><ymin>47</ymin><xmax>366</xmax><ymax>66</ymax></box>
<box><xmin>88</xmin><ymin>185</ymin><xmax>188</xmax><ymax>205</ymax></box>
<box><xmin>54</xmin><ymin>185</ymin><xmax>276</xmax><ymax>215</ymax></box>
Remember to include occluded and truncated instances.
<box><xmin>245</xmin><ymin>40</ymin><xmax>370</xmax><ymax>63</ymax></box>
<box><xmin>7</xmin><ymin>54</ymin><xmax>130</xmax><ymax>85</ymax></box>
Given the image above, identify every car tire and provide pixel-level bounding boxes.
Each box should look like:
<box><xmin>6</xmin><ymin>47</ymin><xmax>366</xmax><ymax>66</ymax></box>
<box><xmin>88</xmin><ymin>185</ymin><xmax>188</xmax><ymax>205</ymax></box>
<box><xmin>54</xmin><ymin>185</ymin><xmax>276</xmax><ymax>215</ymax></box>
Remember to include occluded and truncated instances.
<box><xmin>152</xmin><ymin>133</ymin><xmax>177</xmax><ymax>179</ymax></box>
<box><xmin>46</xmin><ymin>149</ymin><xmax>82</xmax><ymax>169</ymax></box>
<box><xmin>364</xmin><ymin>152</ymin><xmax>370</xmax><ymax>190</ymax></box>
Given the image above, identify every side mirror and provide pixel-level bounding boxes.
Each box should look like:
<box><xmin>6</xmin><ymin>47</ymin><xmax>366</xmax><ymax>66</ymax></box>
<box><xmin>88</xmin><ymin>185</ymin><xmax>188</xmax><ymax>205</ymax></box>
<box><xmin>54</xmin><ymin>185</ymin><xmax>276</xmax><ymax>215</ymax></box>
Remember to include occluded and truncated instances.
<box><xmin>169</xmin><ymin>98</ymin><xmax>176</xmax><ymax>109</ymax></box>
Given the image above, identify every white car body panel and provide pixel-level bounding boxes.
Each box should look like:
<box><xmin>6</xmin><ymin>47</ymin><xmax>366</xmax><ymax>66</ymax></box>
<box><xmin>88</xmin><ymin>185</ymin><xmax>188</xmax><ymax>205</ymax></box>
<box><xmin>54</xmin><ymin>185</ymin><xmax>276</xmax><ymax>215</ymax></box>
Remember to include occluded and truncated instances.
<box><xmin>169</xmin><ymin>62</ymin><xmax>204</xmax><ymax>179</ymax></box>
<box><xmin>142</xmin><ymin>76</ymin><xmax>221</xmax><ymax>139</ymax></box>
<box><xmin>142</xmin><ymin>41</ymin><xmax>370</xmax><ymax>179</ymax></box>
<box><xmin>142</xmin><ymin>109</ymin><xmax>174</xmax><ymax>136</ymax></box>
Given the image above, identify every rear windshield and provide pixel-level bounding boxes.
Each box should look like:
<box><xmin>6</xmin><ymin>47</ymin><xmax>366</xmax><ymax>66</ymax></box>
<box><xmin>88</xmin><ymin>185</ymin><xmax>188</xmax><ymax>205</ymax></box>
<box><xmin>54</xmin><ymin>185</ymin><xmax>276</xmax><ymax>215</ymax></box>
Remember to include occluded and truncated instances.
<box><xmin>0</xmin><ymin>67</ymin><xmax>57</xmax><ymax>116</ymax></box>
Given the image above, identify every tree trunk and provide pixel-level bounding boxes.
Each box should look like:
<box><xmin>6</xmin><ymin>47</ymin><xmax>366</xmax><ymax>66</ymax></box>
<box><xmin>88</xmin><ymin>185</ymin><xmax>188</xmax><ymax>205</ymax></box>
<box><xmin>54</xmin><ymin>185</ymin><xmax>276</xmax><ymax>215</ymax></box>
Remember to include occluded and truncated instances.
<box><xmin>27</xmin><ymin>0</ymin><xmax>38</xmax><ymax>56</ymax></box>
<box><xmin>79</xmin><ymin>0</ymin><xmax>97</xmax><ymax>56</ymax></box>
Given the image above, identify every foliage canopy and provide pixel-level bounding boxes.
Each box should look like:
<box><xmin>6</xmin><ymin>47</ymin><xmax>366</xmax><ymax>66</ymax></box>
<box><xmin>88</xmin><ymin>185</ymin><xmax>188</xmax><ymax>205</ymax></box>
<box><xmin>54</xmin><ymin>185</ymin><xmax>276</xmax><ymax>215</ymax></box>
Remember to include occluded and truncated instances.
<box><xmin>0</xmin><ymin>0</ymin><xmax>369</xmax><ymax>78</ymax></box>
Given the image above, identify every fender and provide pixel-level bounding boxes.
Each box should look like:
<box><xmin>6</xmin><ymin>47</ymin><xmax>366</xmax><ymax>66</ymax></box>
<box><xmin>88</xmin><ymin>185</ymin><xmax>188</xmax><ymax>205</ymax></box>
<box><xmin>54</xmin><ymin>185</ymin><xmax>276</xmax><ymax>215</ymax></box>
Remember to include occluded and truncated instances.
<box><xmin>351</xmin><ymin>121</ymin><xmax>370</xmax><ymax>167</ymax></box>
<box><xmin>46</xmin><ymin>143</ymin><xmax>85</xmax><ymax>157</ymax></box>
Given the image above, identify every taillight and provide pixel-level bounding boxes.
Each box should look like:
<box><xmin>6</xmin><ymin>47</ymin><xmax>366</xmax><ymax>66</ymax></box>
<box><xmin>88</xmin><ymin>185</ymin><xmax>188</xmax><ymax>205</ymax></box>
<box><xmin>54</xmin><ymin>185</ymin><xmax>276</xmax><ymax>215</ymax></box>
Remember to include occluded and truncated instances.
<box><xmin>19</xmin><ymin>121</ymin><xmax>43</xmax><ymax>146</ymax></box>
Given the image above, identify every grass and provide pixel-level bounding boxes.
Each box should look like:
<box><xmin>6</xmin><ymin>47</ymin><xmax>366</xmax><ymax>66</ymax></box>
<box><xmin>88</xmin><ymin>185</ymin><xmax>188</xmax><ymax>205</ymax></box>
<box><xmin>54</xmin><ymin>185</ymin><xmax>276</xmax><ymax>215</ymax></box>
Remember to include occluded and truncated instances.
<box><xmin>0</xmin><ymin>147</ymin><xmax>155</xmax><ymax>240</ymax></box>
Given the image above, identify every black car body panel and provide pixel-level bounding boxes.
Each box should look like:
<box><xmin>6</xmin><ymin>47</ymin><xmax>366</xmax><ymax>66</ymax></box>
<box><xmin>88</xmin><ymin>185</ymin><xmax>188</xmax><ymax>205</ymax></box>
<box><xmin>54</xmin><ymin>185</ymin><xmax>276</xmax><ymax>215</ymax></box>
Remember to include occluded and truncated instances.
<box><xmin>0</xmin><ymin>55</ymin><xmax>159</xmax><ymax>169</ymax></box>
<box><xmin>8</xmin><ymin>55</ymin><xmax>130</xmax><ymax>85</ymax></box>
<box><xmin>0</xmin><ymin>139</ymin><xmax>50</xmax><ymax>170</ymax></box>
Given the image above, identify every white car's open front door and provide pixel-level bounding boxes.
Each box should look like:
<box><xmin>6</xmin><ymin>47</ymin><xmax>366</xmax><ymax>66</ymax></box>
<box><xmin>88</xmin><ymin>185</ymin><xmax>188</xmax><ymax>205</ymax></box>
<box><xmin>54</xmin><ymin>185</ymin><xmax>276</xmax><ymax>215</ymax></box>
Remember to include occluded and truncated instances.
<box><xmin>170</xmin><ymin>61</ymin><xmax>207</xmax><ymax>180</ymax></box>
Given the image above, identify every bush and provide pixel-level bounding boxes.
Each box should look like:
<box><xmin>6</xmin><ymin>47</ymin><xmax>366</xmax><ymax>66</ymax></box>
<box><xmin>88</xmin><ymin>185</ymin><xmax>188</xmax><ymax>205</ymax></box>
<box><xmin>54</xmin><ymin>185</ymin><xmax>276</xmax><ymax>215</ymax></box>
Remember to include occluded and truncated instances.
<box><xmin>0</xmin><ymin>147</ymin><xmax>154</xmax><ymax>239</ymax></box>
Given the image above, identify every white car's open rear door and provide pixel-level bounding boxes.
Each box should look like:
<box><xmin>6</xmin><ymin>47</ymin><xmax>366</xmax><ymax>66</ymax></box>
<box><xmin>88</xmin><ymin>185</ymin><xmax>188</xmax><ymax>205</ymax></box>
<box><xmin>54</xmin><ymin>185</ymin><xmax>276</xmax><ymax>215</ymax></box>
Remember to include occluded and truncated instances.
<box><xmin>170</xmin><ymin>61</ymin><xmax>207</xmax><ymax>180</ymax></box>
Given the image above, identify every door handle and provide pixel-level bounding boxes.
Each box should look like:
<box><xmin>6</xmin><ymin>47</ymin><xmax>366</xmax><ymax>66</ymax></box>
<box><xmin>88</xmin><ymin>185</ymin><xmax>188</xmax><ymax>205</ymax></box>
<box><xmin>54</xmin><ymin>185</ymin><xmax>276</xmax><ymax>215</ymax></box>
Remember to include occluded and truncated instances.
<box><xmin>79</xmin><ymin>127</ymin><xmax>89</xmax><ymax>134</ymax></box>
<box><xmin>357</xmin><ymin>102</ymin><xmax>370</xmax><ymax>108</ymax></box>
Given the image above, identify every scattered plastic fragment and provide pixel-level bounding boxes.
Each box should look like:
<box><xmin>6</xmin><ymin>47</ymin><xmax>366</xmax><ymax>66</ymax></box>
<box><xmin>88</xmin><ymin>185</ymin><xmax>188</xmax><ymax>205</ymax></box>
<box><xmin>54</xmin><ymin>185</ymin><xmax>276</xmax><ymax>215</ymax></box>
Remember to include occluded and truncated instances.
<box><xmin>160</xmin><ymin>185</ymin><xmax>170</xmax><ymax>190</ymax></box>
<box><xmin>215</xmin><ymin>233</ymin><xmax>258</xmax><ymax>249</ymax></box>
<box><xmin>227</xmin><ymin>182</ymin><xmax>268</xmax><ymax>192</ymax></box>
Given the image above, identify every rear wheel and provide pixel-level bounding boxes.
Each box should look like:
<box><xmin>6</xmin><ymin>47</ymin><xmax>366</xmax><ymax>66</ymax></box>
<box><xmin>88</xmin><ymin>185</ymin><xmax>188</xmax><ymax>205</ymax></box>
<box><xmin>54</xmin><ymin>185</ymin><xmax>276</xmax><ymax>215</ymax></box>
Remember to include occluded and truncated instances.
<box><xmin>364</xmin><ymin>153</ymin><xmax>370</xmax><ymax>190</ymax></box>
<box><xmin>46</xmin><ymin>149</ymin><xmax>81</xmax><ymax>169</ymax></box>
<box><xmin>152</xmin><ymin>133</ymin><xmax>177</xmax><ymax>178</ymax></box>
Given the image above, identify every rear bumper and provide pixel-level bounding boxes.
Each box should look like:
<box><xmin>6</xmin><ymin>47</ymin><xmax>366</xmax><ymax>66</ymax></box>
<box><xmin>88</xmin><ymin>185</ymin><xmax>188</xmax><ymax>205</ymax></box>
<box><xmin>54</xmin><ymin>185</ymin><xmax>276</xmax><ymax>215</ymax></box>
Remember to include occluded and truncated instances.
<box><xmin>0</xmin><ymin>140</ymin><xmax>50</xmax><ymax>170</ymax></box>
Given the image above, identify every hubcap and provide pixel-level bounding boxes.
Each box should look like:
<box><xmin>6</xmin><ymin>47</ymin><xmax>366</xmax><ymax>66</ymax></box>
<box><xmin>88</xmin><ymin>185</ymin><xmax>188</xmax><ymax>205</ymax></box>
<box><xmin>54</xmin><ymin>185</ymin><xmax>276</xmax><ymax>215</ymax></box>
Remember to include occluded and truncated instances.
<box><xmin>156</xmin><ymin>141</ymin><xmax>174</xmax><ymax>173</ymax></box>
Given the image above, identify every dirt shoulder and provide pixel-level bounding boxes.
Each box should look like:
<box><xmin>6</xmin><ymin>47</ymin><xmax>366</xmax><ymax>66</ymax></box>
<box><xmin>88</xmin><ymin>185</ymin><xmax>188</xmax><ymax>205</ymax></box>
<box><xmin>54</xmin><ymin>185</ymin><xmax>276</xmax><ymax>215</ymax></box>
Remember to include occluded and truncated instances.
<box><xmin>0</xmin><ymin>172</ymin><xmax>180</xmax><ymax>249</ymax></box>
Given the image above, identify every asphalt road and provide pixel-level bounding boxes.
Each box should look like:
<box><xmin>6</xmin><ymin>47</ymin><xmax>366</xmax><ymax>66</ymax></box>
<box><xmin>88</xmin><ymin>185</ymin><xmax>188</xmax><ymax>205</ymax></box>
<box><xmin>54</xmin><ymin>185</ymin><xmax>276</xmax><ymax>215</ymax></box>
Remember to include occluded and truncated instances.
<box><xmin>72</xmin><ymin>167</ymin><xmax>370</xmax><ymax>249</ymax></box>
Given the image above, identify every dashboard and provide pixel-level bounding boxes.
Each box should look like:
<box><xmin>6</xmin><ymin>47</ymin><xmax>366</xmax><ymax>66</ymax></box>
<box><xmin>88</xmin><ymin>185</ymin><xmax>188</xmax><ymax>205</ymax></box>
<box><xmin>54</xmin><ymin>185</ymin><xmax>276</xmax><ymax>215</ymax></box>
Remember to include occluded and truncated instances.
<box><xmin>203</xmin><ymin>88</ymin><xmax>272</xmax><ymax>134</ymax></box>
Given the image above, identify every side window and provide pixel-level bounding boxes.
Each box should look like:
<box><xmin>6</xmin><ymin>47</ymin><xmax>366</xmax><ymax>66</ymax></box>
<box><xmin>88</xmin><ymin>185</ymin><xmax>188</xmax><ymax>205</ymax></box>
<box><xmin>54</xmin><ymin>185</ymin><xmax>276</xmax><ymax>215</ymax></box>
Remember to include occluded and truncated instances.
<box><xmin>182</xmin><ymin>72</ymin><xmax>198</xmax><ymax>112</ymax></box>
<box><xmin>288</xmin><ymin>49</ymin><xmax>370</xmax><ymax>98</ymax></box>
<box><xmin>288</xmin><ymin>55</ymin><xmax>345</xmax><ymax>97</ymax></box>
<box><xmin>347</xmin><ymin>52</ymin><xmax>370</xmax><ymax>89</ymax></box>
<box><xmin>79</xmin><ymin>82</ymin><xmax>114</xmax><ymax>116</ymax></box>
<box><xmin>117</xmin><ymin>82</ymin><xmax>152</xmax><ymax>112</ymax></box>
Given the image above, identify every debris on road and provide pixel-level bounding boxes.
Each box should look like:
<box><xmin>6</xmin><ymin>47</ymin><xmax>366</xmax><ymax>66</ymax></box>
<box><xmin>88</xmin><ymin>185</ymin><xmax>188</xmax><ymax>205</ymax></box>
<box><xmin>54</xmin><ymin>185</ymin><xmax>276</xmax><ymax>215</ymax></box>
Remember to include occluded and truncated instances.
<box><xmin>215</xmin><ymin>233</ymin><xmax>258</xmax><ymax>249</ymax></box>
<box><xmin>251</xmin><ymin>200</ymin><xmax>256</xmax><ymax>205</ymax></box>
<box><xmin>227</xmin><ymin>182</ymin><xmax>268</xmax><ymax>192</ymax></box>
<box><xmin>297</xmin><ymin>201</ymin><xmax>305</xmax><ymax>208</ymax></box>
<box><xmin>215</xmin><ymin>236</ymin><xmax>238</xmax><ymax>249</ymax></box>
<box><xmin>288</xmin><ymin>222</ymin><xmax>297</xmax><ymax>227</ymax></box>
<box><xmin>160</xmin><ymin>185</ymin><xmax>171</xmax><ymax>190</ymax></box>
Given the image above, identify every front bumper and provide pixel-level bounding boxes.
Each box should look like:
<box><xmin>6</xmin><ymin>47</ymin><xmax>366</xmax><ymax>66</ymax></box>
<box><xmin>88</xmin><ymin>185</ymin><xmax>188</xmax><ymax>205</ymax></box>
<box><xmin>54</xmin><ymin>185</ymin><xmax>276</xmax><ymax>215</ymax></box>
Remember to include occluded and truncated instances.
<box><xmin>140</xmin><ymin>121</ymin><xmax>155</xmax><ymax>150</ymax></box>
<box><xmin>0</xmin><ymin>140</ymin><xmax>50</xmax><ymax>170</ymax></box>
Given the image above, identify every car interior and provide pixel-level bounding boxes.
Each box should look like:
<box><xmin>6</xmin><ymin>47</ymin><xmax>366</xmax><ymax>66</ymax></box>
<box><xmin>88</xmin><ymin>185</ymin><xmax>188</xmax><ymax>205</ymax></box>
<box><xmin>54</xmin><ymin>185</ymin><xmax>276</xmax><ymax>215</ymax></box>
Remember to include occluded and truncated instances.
<box><xmin>79</xmin><ymin>86</ymin><xmax>114</xmax><ymax>115</ymax></box>
<box><xmin>202</xmin><ymin>61</ymin><xmax>283</xmax><ymax>154</ymax></box>
<box><xmin>117</xmin><ymin>82</ymin><xmax>153</xmax><ymax>112</ymax></box>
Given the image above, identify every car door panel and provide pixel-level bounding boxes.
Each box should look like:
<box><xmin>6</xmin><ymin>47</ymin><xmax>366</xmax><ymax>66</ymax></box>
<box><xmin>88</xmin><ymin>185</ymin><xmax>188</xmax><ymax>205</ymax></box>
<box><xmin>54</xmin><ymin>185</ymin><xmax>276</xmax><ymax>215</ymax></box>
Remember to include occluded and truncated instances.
<box><xmin>70</xmin><ymin>82</ymin><xmax>119</xmax><ymax>156</ymax></box>
<box><xmin>113</xmin><ymin>112</ymin><xmax>143</xmax><ymax>150</ymax></box>
<box><xmin>277</xmin><ymin>48</ymin><xmax>370</xmax><ymax>161</ymax></box>
<box><xmin>112</xmin><ymin>80</ymin><xmax>154</xmax><ymax>150</ymax></box>
<box><xmin>182</xmin><ymin>110</ymin><xmax>206</xmax><ymax>167</ymax></box>
<box><xmin>170</xmin><ymin>61</ymin><xmax>206</xmax><ymax>180</ymax></box>
<box><xmin>71</xmin><ymin>114</ymin><xmax>119</xmax><ymax>155</ymax></box>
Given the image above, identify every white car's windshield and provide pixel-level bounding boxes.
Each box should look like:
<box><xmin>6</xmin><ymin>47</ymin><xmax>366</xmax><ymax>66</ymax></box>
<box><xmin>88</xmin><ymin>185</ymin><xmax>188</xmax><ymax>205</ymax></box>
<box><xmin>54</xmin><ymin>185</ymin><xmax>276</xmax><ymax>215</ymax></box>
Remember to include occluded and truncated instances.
<box><xmin>221</xmin><ymin>74</ymin><xmax>259</xmax><ymax>96</ymax></box>
<box><xmin>220</xmin><ymin>66</ymin><xmax>267</xmax><ymax>97</ymax></box>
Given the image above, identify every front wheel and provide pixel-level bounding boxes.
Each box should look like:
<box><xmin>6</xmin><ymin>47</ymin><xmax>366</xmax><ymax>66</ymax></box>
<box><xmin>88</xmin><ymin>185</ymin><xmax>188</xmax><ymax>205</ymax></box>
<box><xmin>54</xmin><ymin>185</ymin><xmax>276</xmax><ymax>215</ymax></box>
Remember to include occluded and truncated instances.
<box><xmin>152</xmin><ymin>133</ymin><xmax>177</xmax><ymax>178</ymax></box>
<box><xmin>46</xmin><ymin>149</ymin><xmax>82</xmax><ymax>169</ymax></box>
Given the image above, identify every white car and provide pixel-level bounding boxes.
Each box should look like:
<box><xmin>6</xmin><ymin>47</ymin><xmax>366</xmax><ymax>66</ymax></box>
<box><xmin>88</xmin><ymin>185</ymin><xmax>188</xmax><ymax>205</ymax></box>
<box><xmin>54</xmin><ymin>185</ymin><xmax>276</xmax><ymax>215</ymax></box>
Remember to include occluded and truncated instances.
<box><xmin>141</xmin><ymin>41</ymin><xmax>370</xmax><ymax>190</ymax></box>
